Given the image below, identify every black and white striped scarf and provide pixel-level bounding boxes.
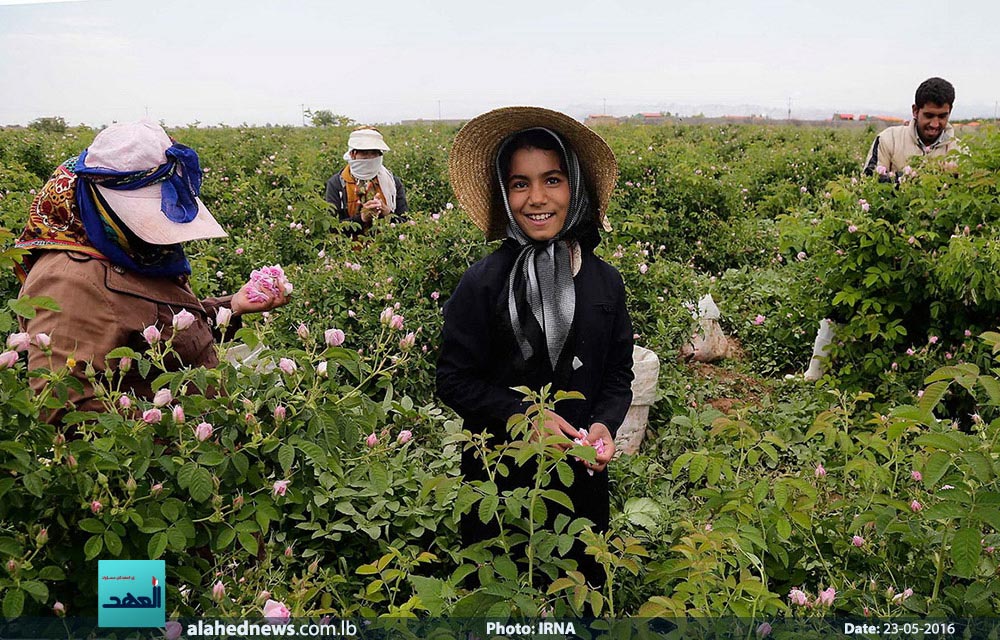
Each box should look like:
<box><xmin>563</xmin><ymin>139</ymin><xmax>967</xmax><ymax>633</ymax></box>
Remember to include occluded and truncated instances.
<box><xmin>496</xmin><ymin>128</ymin><xmax>594</xmax><ymax>370</ymax></box>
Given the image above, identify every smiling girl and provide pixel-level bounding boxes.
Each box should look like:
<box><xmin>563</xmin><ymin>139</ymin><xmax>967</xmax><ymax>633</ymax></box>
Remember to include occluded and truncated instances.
<box><xmin>437</xmin><ymin>107</ymin><xmax>634</xmax><ymax>585</ymax></box>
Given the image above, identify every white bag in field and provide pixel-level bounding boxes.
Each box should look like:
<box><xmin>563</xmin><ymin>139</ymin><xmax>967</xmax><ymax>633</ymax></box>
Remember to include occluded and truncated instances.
<box><xmin>679</xmin><ymin>294</ymin><xmax>738</xmax><ymax>363</ymax></box>
<box><xmin>804</xmin><ymin>318</ymin><xmax>835</xmax><ymax>381</ymax></box>
<box><xmin>615</xmin><ymin>345</ymin><xmax>660</xmax><ymax>455</ymax></box>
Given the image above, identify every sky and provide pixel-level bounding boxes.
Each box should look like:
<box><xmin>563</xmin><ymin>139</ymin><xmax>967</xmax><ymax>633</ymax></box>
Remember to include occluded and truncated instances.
<box><xmin>1</xmin><ymin>0</ymin><xmax>998</xmax><ymax>126</ymax></box>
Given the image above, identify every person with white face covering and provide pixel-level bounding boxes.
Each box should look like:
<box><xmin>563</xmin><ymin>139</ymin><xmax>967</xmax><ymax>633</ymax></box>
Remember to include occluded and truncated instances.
<box><xmin>324</xmin><ymin>127</ymin><xmax>407</xmax><ymax>236</ymax></box>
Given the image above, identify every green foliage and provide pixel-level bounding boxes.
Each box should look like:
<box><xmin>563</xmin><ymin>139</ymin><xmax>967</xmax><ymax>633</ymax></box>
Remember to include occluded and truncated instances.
<box><xmin>2</xmin><ymin>122</ymin><xmax>1000</xmax><ymax>620</ymax></box>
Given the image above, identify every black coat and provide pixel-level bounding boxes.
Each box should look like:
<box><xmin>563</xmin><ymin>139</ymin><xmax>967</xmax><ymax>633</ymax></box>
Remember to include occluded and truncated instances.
<box><xmin>436</xmin><ymin>239</ymin><xmax>634</xmax><ymax>543</ymax></box>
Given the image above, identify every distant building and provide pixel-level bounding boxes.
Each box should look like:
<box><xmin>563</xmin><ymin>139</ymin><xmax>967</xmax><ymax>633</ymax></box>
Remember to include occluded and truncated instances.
<box><xmin>832</xmin><ymin>113</ymin><xmax>855</xmax><ymax>121</ymax></box>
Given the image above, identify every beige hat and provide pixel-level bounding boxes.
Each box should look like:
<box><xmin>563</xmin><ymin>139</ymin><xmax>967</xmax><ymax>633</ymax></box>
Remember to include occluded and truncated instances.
<box><xmin>449</xmin><ymin>106</ymin><xmax>618</xmax><ymax>241</ymax></box>
<box><xmin>346</xmin><ymin>127</ymin><xmax>390</xmax><ymax>152</ymax></box>
<box><xmin>82</xmin><ymin>120</ymin><xmax>226</xmax><ymax>245</ymax></box>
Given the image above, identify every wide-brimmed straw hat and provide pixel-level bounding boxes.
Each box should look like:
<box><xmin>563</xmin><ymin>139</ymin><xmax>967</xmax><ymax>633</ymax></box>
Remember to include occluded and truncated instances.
<box><xmin>449</xmin><ymin>106</ymin><xmax>617</xmax><ymax>240</ymax></box>
<box><xmin>83</xmin><ymin>120</ymin><xmax>226</xmax><ymax>245</ymax></box>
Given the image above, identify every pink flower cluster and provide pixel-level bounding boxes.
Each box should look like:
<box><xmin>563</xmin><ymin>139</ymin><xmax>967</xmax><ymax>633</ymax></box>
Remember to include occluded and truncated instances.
<box><xmin>572</xmin><ymin>428</ymin><xmax>606</xmax><ymax>476</ymax></box>
<box><xmin>246</xmin><ymin>265</ymin><xmax>293</xmax><ymax>304</ymax></box>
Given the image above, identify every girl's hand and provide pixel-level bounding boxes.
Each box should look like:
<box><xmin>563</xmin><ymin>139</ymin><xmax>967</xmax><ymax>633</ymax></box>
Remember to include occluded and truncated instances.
<box><xmin>533</xmin><ymin>409</ymin><xmax>580</xmax><ymax>450</ymax></box>
<box><xmin>583</xmin><ymin>423</ymin><xmax>615</xmax><ymax>472</ymax></box>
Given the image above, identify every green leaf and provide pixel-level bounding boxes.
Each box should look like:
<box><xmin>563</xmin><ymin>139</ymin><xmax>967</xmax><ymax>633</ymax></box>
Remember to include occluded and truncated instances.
<box><xmin>214</xmin><ymin>527</ymin><xmax>236</xmax><ymax>552</ymax></box>
<box><xmin>963</xmin><ymin>451</ymin><xmax>995</xmax><ymax>483</ymax></box>
<box><xmin>689</xmin><ymin>454</ymin><xmax>708</xmax><ymax>483</ymax></box>
<box><xmin>20</xmin><ymin>581</ymin><xmax>48</xmax><ymax>603</ymax></box>
<box><xmin>775</xmin><ymin>517</ymin><xmax>792</xmax><ymax>541</ymax></box>
<box><xmin>84</xmin><ymin>534</ymin><xmax>104</xmax><ymax>560</ymax></box>
<box><xmin>8</xmin><ymin>295</ymin><xmax>60</xmax><ymax>319</ymax></box>
<box><xmin>3</xmin><ymin>588</ymin><xmax>24</xmax><ymax>618</ymax></box>
<box><xmin>542</xmin><ymin>489</ymin><xmax>574</xmax><ymax>511</ymax></box>
<box><xmin>0</xmin><ymin>536</ymin><xmax>23</xmax><ymax>557</ymax></box>
<box><xmin>914</xmin><ymin>433</ymin><xmax>962</xmax><ymax>453</ymax></box>
<box><xmin>478</xmin><ymin>495</ymin><xmax>499</xmax><ymax>524</ymax></box>
<box><xmin>623</xmin><ymin>497</ymin><xmax>661</xmax><ymax>530</ymax></box>
<box><xmin>187</xmin><ymin>466</ymin><xmax>214</xmax><ymax>503</ymax></box>
<box><xmin>37</xmin><ymin>566</ymin><xmax>66</xmax><ymax>581</ymax></box>
<box><xmin>237</xmin><ymin>531</ymin><xmax>258</xmax><ymax>555</ymax></box>
<box><xmin>278</xmin><ymin>444</ymin><xmax>295</xmax><ymax>474</ymax></box>
<box><xmin>951</xmin><ymin>527</ymin><xmax>981</xmax><ymax>578</ymax></box>
<box><xmin>104</xmin><ymin>530</ymin><xmax>123</xmax><ymax>557</ymax></box>
<box><xmin>147</xmin><ymin>532</ymin><xmax>168</xmax><ymax>559</ymax></box>
<box><xmin>918</xmin><ymin>381</ymin><xmax>950</xmax><ymax>415</ymax></box>
<box><xmin>923</xmin><ymin>451</ymin><xmax>952</xmax><ymax>488</ymax></box>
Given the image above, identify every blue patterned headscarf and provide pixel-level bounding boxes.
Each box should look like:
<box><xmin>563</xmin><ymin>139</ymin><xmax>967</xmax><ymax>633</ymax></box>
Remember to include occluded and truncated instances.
<box><xmin>71</xmin><ymin>143</ymin><xmax>205</xmax><ymax>277</ymax></box>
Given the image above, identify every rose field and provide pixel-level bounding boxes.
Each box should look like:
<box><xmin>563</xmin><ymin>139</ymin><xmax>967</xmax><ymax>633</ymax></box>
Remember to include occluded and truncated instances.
<box><xmin>1</xmin><ymin>120</ymin><xmax>1000</xmax><ymax>625</ymax></box>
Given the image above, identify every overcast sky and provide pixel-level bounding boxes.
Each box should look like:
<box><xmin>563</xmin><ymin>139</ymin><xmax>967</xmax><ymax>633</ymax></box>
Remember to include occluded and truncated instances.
<box><xmin>1</xmin><ymin>0</ymin><xmax>998</xmax><ymax>126</ymax></box>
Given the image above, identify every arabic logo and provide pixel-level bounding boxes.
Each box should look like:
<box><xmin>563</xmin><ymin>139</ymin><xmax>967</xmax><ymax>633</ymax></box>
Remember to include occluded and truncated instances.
<box><xmin>103</xmin><ymin>576</ymin><xmax>161</xmax><ymax>610</ymax></box>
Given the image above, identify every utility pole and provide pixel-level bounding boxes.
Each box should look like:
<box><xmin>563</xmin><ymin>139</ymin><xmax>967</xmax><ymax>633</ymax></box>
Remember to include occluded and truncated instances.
<box><xmin>438</xmin><ymin>100</ymin><xmax>442</xmax><ymax>120</ymax></box>
<box><xmin>787</xmin><ymin>97</ymin><xmax>792</xmax><ymax>121</ymax></box>
<box><xmin>603</xmin><ymin>97</ymin><xmax>607</xmax><ymax>115</ymax></box>
<box><xmin>301</xmin><ymin>104</ymin><xmax>306</xmax><ymax>127</ymax></box>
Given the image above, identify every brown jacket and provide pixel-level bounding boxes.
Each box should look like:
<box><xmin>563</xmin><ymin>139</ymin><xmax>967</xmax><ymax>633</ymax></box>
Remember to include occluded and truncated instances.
<box><xmin>18</xmin><ymin>251</ymin><xmax>235</xmax><ymax>421</ymax></box>
<box><xmin>863</xmin><ymin>121</ymin><xmax>958</xmax><ymax>175</ymax></box>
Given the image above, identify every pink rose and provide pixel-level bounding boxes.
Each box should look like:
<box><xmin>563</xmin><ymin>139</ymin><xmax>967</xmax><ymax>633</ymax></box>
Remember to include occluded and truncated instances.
<box><xmin>815</xmin><ymin>464</ymin><xmax>827</xmax><ymax>478</ymax></box>
<box><xmin>278</xmin><ymin>358</ymin><xmax>297</xmax><ymax>375</ymax></box>
<box><xmin>263</xmin><ymin>599</ymin><xmax>291</xmax><ymax>623</ymax></box>
<box><xmin>366</xmin><ymin>433</ymin><xmax>378</xmax><ymax>447</ymax></box>
<box><xmin>430</xmin><ymin>291</ymin><xmax>440</xmax><ymax>300</ymax></box>
<box><xmin>172</xmin><ymin>309</ymin><xmax>195</xmax><ymax>331</ymax></box>
<box><xmin>316</xmin><ymin>361</ymin><xmax>328</xmax><ymax>377</ymax></box>
<box><xmin>852</xmin><ymin>535</ymin><xmax>865</xmax><ymax>547</ymax></box>
<box><xmin>33</xmin><ymin>333</ymin><xmax>51</xmax><ymax>349</ymax></box>
<box><xmin>172</xmin><ymin>405</ymin><xmax>185</xmax><ymax>423</ymax></box>
<box><xmin>142</xmin><ymin>409</ymin><xmax>163</xmax><ymax>424</ymax></box>
<box><xmin>142</xmin><ymin>325</ymin><xmax>162</xmax><ymax>344</ymax></box>
<box><xmin>788</xmin><ymin>588</ymin><xmax>808</xmax><ymax>606</ymax></box>
<box><xmin>153</xmin><ymin>388</ymin><xmax>173</xmax><ymax>407</ymax></box>
<box><xmin>53</xmin><ymin>601</ymin><xmax>65</xmax><ymax>615</ymax></box>
<box><xmin>911</xmin><ymin>470</ymin><xmax>922</xmax><ymax>482</ymax></box>
<box><xmin>90</xmin><ymin>500</ymin><xmax>102</xmax><ymax>514</ymax></box>
<box><xmin>817</xmin><ymin>586</ymin><xmax>836</xmax><ymax>606</ymax></box>
<box><xmin>151</xmin><ymin>483</ymin><xmax>163</xmax><ymax>495</ymax></box>
<box><xmin>284</xmin><ymin>546</ymin><xmax>293</xmax><ymax>558</ymax></box>
<box><xmin>929</xmin><ymin>335</ymin><xmax>939</xmax><ymax>344</ymax></box>
<box><xmin>0</xmin><ymin>351</ymin><xmax>18</xmax><ymax>370</ymax></box>
<box><xmin>399</xmin><ymin>332</ymin><xmax>416</xmax><ymax>351</ymax></box>
<box><xmin>6</xmin><ymin>332</ymin><xmax>30</xmax><ymax>352</ymax></box>
<box><xmin>848</xmin><ymin>224</ymin><xmax>858</xmax><ymax>233</ymax></box>
<box><xmin>390</xmin><ymin>314</ymin><xmax>404</xmax><ymax>331</ymax></box>
<box><xmin>119</xmin><ymin>356</ymin><xmax>133</xmax><ymax>372</ymax></box>
<box><xmin>216</xmin><ymin>307</ymin><xmax>233</xmax><ymax>328</ymax></box>
<box><xmin>910</xmin><ymin>499</ymin><xmax>923</xmax><ymax>512</ymax></box>
<box><xmin>324</xmin><ymin>328</ymin><xmax>345</xmax><ymax>347</ymax></box>
<box><xmin>194</xmin><ymin>422</ymin><xmax>213</xmax><ymax>442</ymax></box>
<box><xmin>397</xmin><ymin>429</ymin><xmax>413</xmax><ymax>444</ymax></box>
<box><xmin>119</xmin><ymin>395</ymin><xmax>132</xmax><ymax>409</ymax></box>
<box><xmin>273</xmin><ymin>405</ymin><xmax>287</xmax><ymax>422</ymax></box>
<box><xmin>639</xmin><ymin>264</ymin><xmax>649</xmax><ymax>274</ymax></box>
<box><xmin>756</xmin><ymin>622</ymin><xmax>771</xmax><ymax>638</ymax></box>
<box><xmin>753</xmin><ymin>314</ymin><xmax>766</xmax><ymax>325</ymax></box>
<box><xmin>296</xmin><ymin>323</ymin><xmax>309</xmax><ymax>340</ymax></box>
<box><xmin>272</xmin><ymin>480</ymin><xmax>290</xmax><ymax>496</ymax></box>
<box><xmin>165</xmin><ymin>621</ymin><xmax>182</xmax><ymax>640</ymax></box>
<box><xmin>212</xmin><ymin>580</ymin><xmax>225</xmax><ymax>601</ymax></box>
<box><xmin>379</xmin><ymin>307</ymin><xmax>393</xmax><ymax>325</ymax></box>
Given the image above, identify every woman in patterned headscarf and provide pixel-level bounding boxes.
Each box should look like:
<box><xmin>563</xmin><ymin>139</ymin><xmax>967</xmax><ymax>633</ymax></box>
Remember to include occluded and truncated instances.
<box><xmin>11</xmin><ymin>120</ymin><xmax>289</xmax><ymax>422</ymax></box>
<box><xmin>437</xmin><ymin>107</ymin><xmax>634</xmax><ymax>586</ymax></box>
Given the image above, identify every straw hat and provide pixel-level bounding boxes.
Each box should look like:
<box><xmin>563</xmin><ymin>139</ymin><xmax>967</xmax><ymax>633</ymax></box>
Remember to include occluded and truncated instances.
<box><xmin>449</xmin><ymin>106</ymin><xmax>618</xmax><ymax>240</ymax></box>
<box><xmin>84</xmin><ymin>120</ymin><xmax>226</xmax><ymax>245</ymax></box>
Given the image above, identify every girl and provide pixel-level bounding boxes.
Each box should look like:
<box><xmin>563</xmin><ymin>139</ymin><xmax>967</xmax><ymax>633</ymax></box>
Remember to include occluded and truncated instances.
<box><xmin>437</xmin><ymin>107</ymin><xmax>634</xmax><ymax>585</ymax></box>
